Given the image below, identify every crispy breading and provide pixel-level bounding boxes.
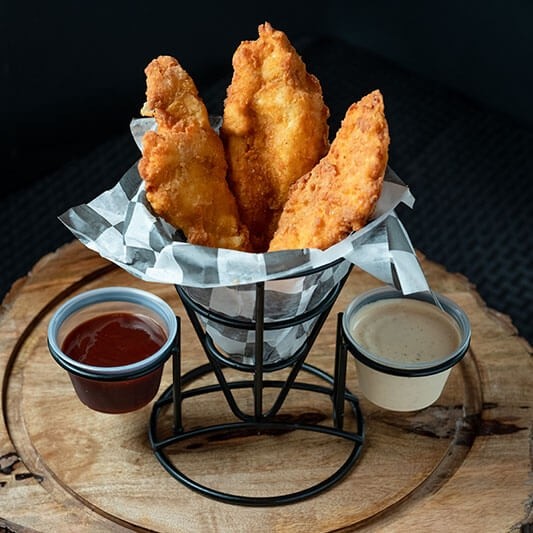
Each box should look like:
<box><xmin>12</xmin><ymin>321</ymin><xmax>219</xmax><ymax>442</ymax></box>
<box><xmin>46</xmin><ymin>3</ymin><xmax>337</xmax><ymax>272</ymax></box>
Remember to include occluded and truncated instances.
<box><xmin>268</xmin><ymin>90</ymin><xmax>389</xmax><ymax>251</ymax></box>
<box><xmin>138</xmin><ymin>56</ymin><xmax>251</xmax><ymax>251</ymax></box>
<box><xmin>221</xmin><ymin>22</ymin><xmax>330</xmax><ymax>252</ymax></box>
<box><xmin>140</xmin><ymin>55</ymin><xmax>208</xmax><ymax>130</ymax></box>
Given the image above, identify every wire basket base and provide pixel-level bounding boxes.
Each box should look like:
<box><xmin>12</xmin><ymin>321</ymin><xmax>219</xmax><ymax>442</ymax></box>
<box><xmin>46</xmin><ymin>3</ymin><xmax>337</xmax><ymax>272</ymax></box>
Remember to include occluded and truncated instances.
<box><xmin>148</xmin><ymin>304</ymin><xmax>365</xmax><ymax>506</ymax></box>
<box><xmin>149</xmin><ymin>358</ymin><xmax>364</xmax><ymax>506</ymax></box>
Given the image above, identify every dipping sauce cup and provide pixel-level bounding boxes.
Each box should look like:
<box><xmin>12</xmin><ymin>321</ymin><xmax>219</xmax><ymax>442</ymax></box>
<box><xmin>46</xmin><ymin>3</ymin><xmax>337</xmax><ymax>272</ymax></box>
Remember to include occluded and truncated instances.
<box><xmin>47</xmin><ymin>287</ymin><xmax>178</xmax><ymax>414</ymax></box>
<box><xmin>342</xmin><ymin>287</ymin><xmax>471</xmax><ymax>411</ymax></box>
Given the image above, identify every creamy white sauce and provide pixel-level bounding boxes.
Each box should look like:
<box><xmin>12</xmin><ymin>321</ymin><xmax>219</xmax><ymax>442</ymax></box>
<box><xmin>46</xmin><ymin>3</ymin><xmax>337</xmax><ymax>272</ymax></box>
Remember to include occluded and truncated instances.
<box><xmin>349</xmin><ymin>298</ymin><xmax>461</xmax><ymax>363</ymax></box>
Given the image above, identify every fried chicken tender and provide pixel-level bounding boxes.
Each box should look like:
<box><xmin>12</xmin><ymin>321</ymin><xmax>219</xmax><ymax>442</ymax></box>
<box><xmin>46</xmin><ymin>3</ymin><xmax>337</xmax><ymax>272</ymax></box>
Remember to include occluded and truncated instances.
<box><xmin>138</xmin><ymin>56</ymin><xmax>251</xmax><ymax>251</ymax></box>
<box><xmin>221</xmin><ymin>22</ymin><xmax>330</xmax><ymax>252</ymax></box>
<box><xmin>268</xmin><ymin>90</ymin><xmax>389</xmax><ymax>251</ymax></box>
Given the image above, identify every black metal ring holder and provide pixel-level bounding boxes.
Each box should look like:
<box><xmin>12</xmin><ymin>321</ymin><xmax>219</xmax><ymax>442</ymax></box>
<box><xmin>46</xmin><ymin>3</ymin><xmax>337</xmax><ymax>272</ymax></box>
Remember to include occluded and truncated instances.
<box><xmin>148</xmin><ymin>264</ymin><xmax>364</xmax><ymax>506</ymax></box>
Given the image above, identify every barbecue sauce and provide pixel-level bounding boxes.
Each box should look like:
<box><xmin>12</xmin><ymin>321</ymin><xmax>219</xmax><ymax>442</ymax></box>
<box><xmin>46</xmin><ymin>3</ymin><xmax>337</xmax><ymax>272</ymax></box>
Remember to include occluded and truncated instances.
<box><xmin>62</xmin><ymin>312</ymin><xmax>167</xmax><ymax>366</ymax></box>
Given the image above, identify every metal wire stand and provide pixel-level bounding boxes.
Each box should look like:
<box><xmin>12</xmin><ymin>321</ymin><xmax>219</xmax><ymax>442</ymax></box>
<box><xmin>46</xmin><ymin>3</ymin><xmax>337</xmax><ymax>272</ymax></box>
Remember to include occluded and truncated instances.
<box><xmin>149</xmin><ymin>268</ymin><xmax>364</xmax><ymax>506</ymax></box>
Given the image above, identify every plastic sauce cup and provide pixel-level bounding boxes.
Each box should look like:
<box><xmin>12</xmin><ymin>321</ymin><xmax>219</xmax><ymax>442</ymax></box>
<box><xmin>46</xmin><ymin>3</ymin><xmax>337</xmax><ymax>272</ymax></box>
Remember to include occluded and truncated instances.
<box><xmin>47</xmin><ymin>287</ymin><xmax>177</xmax><ymax>414</ymax></box>
<box><xmin>342</xmin><ymin>287</ymin><xmax>471</xmax><ymax>411</ymax></box>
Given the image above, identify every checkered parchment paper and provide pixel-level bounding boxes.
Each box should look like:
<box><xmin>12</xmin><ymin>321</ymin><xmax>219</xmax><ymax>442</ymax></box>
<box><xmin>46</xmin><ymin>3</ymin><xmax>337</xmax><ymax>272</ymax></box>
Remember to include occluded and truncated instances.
<box><xmin>59</xmin><ymin>119</ymin><xmax>430</xmax><ymax>364</ymax></box>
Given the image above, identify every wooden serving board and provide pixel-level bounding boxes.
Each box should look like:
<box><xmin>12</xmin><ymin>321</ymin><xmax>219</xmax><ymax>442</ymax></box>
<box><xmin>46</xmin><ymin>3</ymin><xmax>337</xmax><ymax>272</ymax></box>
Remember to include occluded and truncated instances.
<box><xmin>1</xmin><ymin>241</ymin><xmax>531</xmax><ymax>532</ymax></box>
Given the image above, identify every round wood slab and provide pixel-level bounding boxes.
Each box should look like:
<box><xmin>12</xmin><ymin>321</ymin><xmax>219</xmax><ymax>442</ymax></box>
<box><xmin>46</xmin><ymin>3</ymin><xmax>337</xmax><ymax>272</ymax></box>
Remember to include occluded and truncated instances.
<box><xmin>1</xmin><ymin>241</ymin><xmax>531</xmax><ymax>532</ymax></box>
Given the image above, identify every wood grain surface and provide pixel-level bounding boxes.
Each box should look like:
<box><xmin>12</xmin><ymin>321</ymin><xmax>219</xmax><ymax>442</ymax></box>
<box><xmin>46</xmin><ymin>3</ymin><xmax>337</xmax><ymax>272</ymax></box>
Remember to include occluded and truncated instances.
<box><xmin>1</xmin><ymin>240</ymin><xmax>531</xmax><ymax>532</ymax></box>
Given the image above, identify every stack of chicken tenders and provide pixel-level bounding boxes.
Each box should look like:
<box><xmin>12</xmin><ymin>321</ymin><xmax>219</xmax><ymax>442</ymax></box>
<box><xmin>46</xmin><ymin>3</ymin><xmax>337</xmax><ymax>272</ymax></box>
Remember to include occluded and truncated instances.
<box><xmin>138</xmin><ymin>22</ymin><xmax>390</xmax><ymax>253</ymax></box>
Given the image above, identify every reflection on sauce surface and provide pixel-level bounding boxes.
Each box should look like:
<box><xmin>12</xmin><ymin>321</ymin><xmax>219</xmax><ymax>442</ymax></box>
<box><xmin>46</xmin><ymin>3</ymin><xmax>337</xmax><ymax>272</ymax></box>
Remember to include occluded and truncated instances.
<box><xmin>61</xmin><ymin>312</ymin><xmax>167</xmax><ymax>366</ymax></box>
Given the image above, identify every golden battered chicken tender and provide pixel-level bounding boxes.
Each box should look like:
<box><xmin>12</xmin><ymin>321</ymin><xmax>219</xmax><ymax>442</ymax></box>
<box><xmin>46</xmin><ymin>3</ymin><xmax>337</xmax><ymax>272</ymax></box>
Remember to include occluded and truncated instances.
<box><xmin>221</xmin><ymin>22</ymin><xmax>330</xmax><ymax>252</ymax></box>
<box><xmin>138</xmin><ymin>56</ymin><xmax>251</xmax><ymax>251</ymax></box>
<box><xmin>269</xmin><ymin>90</ymin><xmax>389</xmax><ymax>251</ymax></box>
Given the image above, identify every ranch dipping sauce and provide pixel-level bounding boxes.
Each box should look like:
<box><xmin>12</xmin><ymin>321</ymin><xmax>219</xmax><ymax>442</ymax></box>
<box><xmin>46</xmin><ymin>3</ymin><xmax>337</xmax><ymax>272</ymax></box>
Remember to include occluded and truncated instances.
<box><xmin>343</xmin><ymin>287</ymin><xmax>471</xmax><ymax>411</ymax></box>
<box><xmin>349</xmin><ymin>298</ymin><xmax>462</xmax><ymax>366</ymax></box>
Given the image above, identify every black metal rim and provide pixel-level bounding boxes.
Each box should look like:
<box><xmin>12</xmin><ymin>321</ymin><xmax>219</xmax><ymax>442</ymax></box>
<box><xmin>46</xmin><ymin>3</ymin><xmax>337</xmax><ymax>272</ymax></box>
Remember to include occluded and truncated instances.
<box><xmin>175</xmin><ymin>264</ymin><xmax>348</xmax><ymax>332</ymax></box>
<box><xmin>347</xmin><ymin>339</ymin><xmax>469</xmax><ymax>377</ymax></box>
<box><xmin>48</xmin><ymin>339</ymin><xmax>176</xmax><ymax>381</ymax></box>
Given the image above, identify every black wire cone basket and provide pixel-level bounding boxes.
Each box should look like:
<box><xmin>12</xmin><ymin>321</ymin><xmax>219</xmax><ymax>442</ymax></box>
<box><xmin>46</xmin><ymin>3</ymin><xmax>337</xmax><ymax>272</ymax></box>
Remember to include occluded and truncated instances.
<box><xmin>148</xmin><ymin>258</ymin><xmax>365</xmax><ymax>506</ymax></box>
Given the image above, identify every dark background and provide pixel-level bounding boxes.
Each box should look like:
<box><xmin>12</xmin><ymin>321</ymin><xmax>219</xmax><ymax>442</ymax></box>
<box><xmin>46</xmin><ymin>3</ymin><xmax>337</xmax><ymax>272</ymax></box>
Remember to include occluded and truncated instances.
<box><xmin>2</xmin><ymin>1</ymin><xmax>533</xmax><ymax>342</ymax></box>
<box><xmin>5</xmin><ymin>1</ymin><xmax>533</xmax><ymax>192</ymax></box>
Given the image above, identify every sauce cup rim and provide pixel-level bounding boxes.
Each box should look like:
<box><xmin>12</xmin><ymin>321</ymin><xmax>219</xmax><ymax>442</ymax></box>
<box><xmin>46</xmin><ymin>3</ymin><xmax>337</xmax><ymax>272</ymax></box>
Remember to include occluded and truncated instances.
<box><xmin>47</xmin><ymin>287</ymin><xmax>177</xmax><ymax>380</ymax></box>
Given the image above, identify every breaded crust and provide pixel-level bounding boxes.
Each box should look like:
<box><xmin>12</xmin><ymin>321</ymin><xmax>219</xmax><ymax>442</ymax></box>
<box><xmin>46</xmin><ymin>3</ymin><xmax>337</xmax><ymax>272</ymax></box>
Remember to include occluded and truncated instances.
<box><xmin>268</xmin><ymin>90</ymin><xmax>389</xmax><ymax>251</ymax></box>
<box><xmin>221</xmin><ymin>22</ymin><xmax>330</xmax><ymax>252</ymax></box>
<box><xmin>138</xmin><ymin>56</ymin><xmax>251</xmax><ymax>251</ymax></box>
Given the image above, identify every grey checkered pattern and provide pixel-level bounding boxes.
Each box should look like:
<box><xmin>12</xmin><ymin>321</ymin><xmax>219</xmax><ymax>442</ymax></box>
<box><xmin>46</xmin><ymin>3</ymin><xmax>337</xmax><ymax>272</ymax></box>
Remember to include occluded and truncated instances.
<box><xmin>59</xmin><ymin>163</ymin><xmax>422</xmax><ymax>288</ymax></box>
<box><xmin>182</xmin><ymin>260</ymin><xmax>351</xmax><ymax>364</ymax></box>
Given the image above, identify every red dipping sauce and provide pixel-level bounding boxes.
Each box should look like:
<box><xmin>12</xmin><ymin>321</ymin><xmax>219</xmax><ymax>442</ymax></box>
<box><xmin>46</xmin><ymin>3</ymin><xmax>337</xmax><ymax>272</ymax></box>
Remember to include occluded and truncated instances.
<box><xmin>49</xmin><ymin>287</ymin><xmax>177</xmax><ymax>415</ymax></box>
<box><xmin>59</xmin><ymin>312</ymin><xmax>170</xmax><ymax>414</ymax></box>
<box><xmin>62</xmin><ymin>312</ymin><xmax>167</xmax><ymax>367</ymax></box>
